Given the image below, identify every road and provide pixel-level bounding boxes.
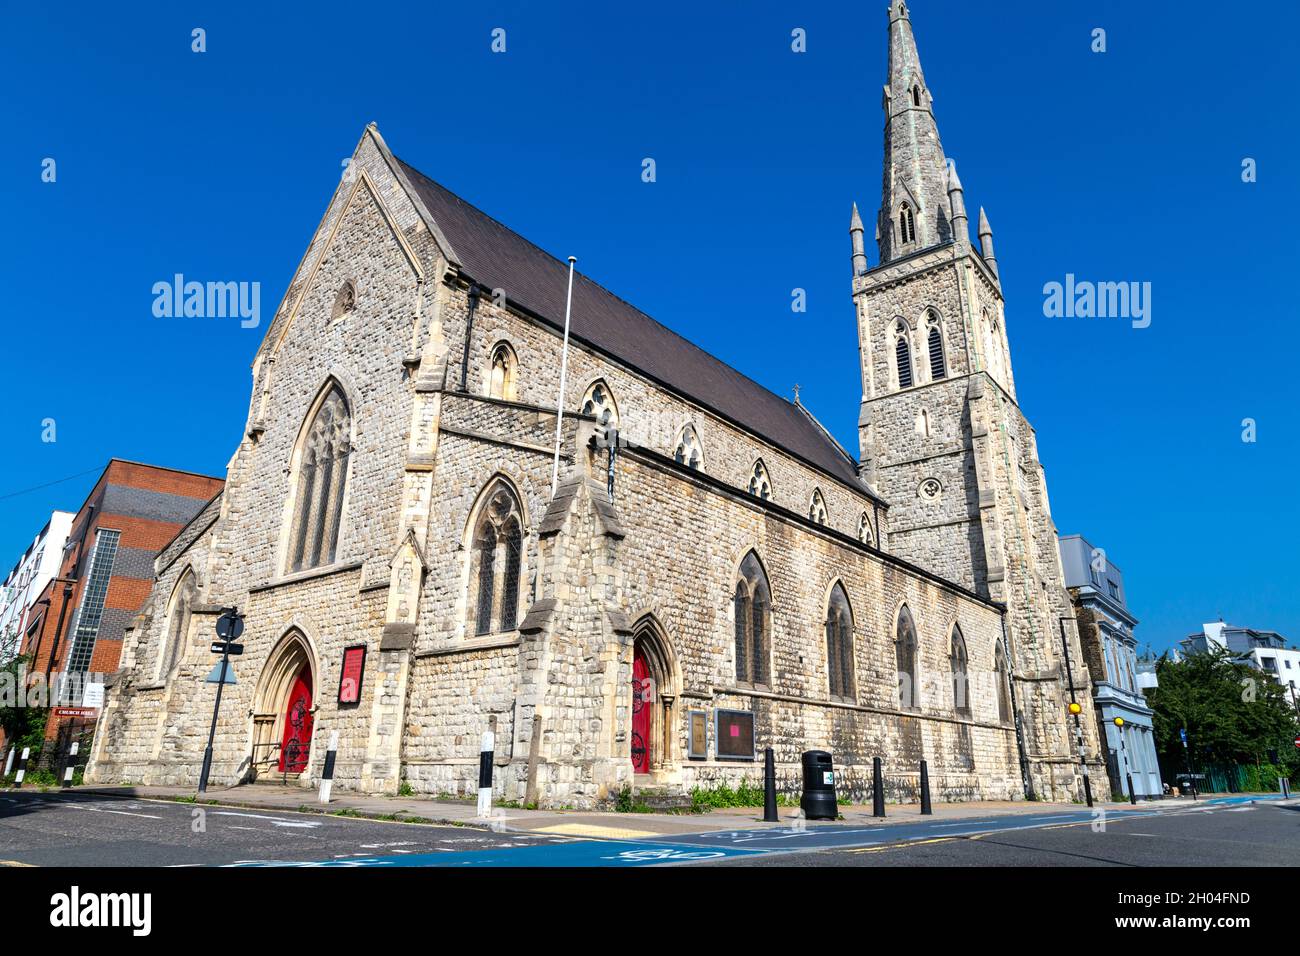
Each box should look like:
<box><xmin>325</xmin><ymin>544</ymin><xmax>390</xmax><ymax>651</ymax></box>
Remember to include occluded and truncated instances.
<box><xmin>0</xmin><ymin>790</ymin><xmax>1295</xmax><ymax>867</ymax></box>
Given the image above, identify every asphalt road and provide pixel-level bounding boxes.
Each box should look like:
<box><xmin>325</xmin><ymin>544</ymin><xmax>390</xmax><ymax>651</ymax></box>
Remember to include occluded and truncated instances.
<box><xmin>1</xmin><ymin>791</ymin><xmax>1295</xmax><ymax>867</ymax></box>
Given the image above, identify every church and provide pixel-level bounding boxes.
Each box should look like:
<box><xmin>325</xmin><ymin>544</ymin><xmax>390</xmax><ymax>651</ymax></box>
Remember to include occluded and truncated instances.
<box><xmin>88</xmin><ymin>2</ymin><xmax>1104</xmax><ymax>806</ymax></box>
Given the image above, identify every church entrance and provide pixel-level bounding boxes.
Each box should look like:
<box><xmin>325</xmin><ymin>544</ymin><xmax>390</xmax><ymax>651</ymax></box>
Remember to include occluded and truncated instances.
<box><xmin>278</xmin><ymin>664</ymin><xmax>313</xmax><ymax>774</ymax></box>
<box><xmin>629</xmin><ymin>621</ymin><xmax>676</xmax><ymax>777</ymax></box>
<box><xmin>631</xmin><ymin>646</ymin><xmax>653</xmax><ymax>772</ymax></box>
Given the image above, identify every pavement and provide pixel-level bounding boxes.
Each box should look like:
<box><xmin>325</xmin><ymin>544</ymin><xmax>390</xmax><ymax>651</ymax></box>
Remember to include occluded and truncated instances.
<box><xmin>1</xmin><ymin>782</ymin><xmax>1292</xmax><ymax>867</ymax></box>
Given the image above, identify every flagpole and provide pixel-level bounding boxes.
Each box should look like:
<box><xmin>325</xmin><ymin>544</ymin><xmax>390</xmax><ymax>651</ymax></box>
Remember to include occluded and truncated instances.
<box><xmin>550</xmin><ymin>256</ymin><xmax>577</xmax><ymax>498</ymax></box>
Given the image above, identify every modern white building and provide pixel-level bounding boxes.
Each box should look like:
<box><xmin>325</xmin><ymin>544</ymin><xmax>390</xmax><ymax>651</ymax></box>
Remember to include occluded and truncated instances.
<box><xmin>1179</xmin><ymin>622</ymin><xmax>1300</xmax><ymax>707</ymax></box>
<box><xmin>0</xmin><ymin>511</ymin><xmax>74</xmax><ymax>664</ymax></box>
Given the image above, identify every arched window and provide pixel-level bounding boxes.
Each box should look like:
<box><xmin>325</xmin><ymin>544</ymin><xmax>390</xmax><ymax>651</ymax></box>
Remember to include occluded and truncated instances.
<box><xmin>808</xmin><ymin>489</ymin><xmax>828</xmax><ymax>525</ymax></box>
<box><xmin>896</xmin><ymin>605</ymin><xmax>919</xmax><ymax>709</ymax></box>
<box><xmin>950</xmin><ymin>625</ymin><xmax>971</xmax><ymax>717</ymax></box>
<box><xmin>747</xmin><ymin>459</ymin><xmax>771</xmax><ymax>500</ymax></box>
<box><xmin>287</xmin><ymin>382</ymin><xmax>352</xmax><ymax>573</ymax></box>
<box><xmin>470</xmin><ymin>482</ymin><xmax>525</xmax><ymax>636</ymax></box>
<box><xmin>330</xmin><ymin>280</ymin><xmax>356</xmax><ymax>322</ymax></box>
<box><xmin>857</xmin><ymin>511</ymin><xmax>874</xmax><ymax>546</ymax></box>
<box><xmin>911</xmin><ymin>85</ymin><xmax>922</xmax><ymax>107</ymax></box>
<box><xmin>674</xmin><ymin>424</ymin><xmax>702</xmax><ymax>470</ymax></box>
<box><xmin>927</xmin><ymin>316</ymin><xmax>946</xmax><ymax>380</ymax></box>
<box><xmin>580</xmin><ymin>379</ymin><xmax>619</xmax><ymax>428</ymax></box>
<box><xmin>486</xmin><ymin>342</ymin><xmax>518</xmax><ymax>401</ymax></box>
<box><xmin>895</xmin><ymin>322</ymin><xmax>914</xmax><ymax>389</ymax></box>
<box><xmin>899</xmin><ymin>203</ymin><xmax>916</xmax><ymax>244</ymax></box>
<box><xmin>994</xmin><ymin>643</ymin><xmax>1012</xmax><ymax>723</ymax></box>
<box><xmin>158</xmin><ymin>568</ymin><xmax>196</xmax><ymax>678</ymax></box>
<box><xmin>825</xmin><ymin>584</ymin><xmax>854</xmax><ymax>699</ymax></box>
<box><xmin>733</xmin><ymin>552</ymin><xmax>771</xmax><ymax>686</ymax></box>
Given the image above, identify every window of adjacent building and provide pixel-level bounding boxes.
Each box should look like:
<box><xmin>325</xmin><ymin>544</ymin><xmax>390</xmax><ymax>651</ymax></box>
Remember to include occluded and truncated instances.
<box><xmin>471</xmin><ymin>482</ymin><xmax>524</xmax><ymax>636</ymax></box>
<box><xmin>733</xmin><ymin>551</ymin><xmax>771</xmax><ymax>687</ymax></box>
<box><xmin>287</xmin><ymin>382</ymin><xmax>352</xmax><ymax>573</ymax></box>
<box><xmin>1107</xmin><ymin>580</ymin><xmax>1120</xmax><ymax>600</ymax></box>
<box><xmin>1261</xmin><ymin>657</ymin><xmax>1277</xmax><ymax>673</ymax></box>
<box><xmin>674</xmin><ymin>424</ymin><xmax>703</xmax><ymax>470</ymax></box>
<box><xmin>486</xmin><ymin>341</ymin><xmax>518</xmax><ymax>402</ymax></box>
<box><xmin>808</xmin><ymin>489</ymin><xmax>828</xmax><ymax>525</ymax></box>
<box><xmin>896</xmin><ymin>604</ymin><xmax>919</xmax><ymax>709</ymax></box>
<box><xmin>65</xmin><ymin>528</ymin><xmax>121</xmax><ymax>677</ymax></box>
<box><xmin>825</xmin><ymin>584</ymin><xmax>854</xmax><ymax>699</ymax></box>
<box><xmin>747</xmin><ymin>460</ymin><xmax>771</xmax><ymax>500</ymax></box>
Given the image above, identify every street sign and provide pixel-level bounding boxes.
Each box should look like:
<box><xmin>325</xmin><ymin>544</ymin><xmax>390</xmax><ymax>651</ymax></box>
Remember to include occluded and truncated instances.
<box><xmin>1293</xmin><ymin>735</ymin><xmax>1300</xmax><ymax>750</ymax></box>
<box><xmin>215</xmin><ymin>610</ymin><xmax>245</xmax><ymax>641</ymax></box>
<box><xmin>204</xmin><ymin>662</ymin><xmax>238</xmax><ymax>685</ymax></box>
<box><xmin>211</xmin><ymin>641</ymin><xmax>244</xmax><ymax>656</ymax></box>
<box><xmin>83</xmin><ymin>682</ymin><xmax>105</xmax><ymax>708</ymax></box>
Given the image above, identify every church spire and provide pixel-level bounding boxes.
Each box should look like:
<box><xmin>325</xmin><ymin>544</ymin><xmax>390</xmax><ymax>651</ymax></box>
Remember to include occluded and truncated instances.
<box><xmin>878</xmin><ymin>1</ymin><xmax>952</xmax><ymax>264</ymax></box>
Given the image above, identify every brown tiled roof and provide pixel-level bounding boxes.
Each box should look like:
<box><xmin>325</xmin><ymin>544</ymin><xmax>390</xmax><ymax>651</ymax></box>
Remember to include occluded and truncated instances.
<box><xmin>397</xmin><ymin>158</ymin><xmax>864</xmax><ymax>489</ymax></box>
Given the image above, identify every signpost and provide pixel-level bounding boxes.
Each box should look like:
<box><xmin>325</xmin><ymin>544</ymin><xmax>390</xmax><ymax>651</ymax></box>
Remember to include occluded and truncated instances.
<box><xmin>198</xmin><ymin>607</ymin><xmax>244</xmax><ymax>794</ymax></box>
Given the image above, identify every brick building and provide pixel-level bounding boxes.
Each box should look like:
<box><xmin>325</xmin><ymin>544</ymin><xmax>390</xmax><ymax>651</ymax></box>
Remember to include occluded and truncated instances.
<box><xmin>89</xmin><ymin>3</ymin><xmax>1100</xmax><ymax>805</ymax></box>
<box><xmin>17</xmin><ymin>460</ymin><xmax>222</xmax><ymax>746</ymax></box>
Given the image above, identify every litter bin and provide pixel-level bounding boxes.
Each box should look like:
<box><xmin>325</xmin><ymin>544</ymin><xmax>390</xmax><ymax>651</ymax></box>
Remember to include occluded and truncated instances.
<box><xmin>800</xmin><ymin>750</ymin><xmax>838</xmax><ymax>820</ymax></box>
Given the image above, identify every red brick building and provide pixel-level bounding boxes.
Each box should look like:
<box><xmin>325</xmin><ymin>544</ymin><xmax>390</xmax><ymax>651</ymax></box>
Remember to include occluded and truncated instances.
<box><xmin>17</xmin><ymin>460</ymin><xmax>223</xmax><ymax>744</ymax></box>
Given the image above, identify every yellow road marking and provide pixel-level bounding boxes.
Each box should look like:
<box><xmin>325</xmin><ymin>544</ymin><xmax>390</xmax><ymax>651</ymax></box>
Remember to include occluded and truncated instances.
<box><xmin>0</xmin><ymin>860</ymin><xmax>35</xmax><ymax>867</ymax></box>
<box><xmin>851</xmin><ymin>836</ymin><xmax>956</xmax><ymax>854</ymax></box>
<box><xmin>532</xmin><ymin>823</ymin><xmax>664</xmax><ymax>840</ymax></box>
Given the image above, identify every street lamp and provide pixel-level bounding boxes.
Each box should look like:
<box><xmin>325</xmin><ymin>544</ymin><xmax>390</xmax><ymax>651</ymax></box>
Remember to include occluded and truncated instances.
<box><xmin>1114</xmin><ymin>716</ymin><xmax>1137</xmax><ymax>805</ymax></box>
<box><xmin>1057</xmin><ymin>617</ymin><xmax>1093</xmax><ymax>807</ymax></box>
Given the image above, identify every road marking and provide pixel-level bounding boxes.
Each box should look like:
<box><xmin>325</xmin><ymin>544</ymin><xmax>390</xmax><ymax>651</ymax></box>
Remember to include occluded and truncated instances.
<box><xmin>533</xmin><ymin>823</ymin><xmax>664</xmax><ymax>840</ymax></box>
<box><xmin>0</xmin><ymin>860</ymin><xmax>35</xmax><ymax>867</ymax></box>
<box><xmin>852</xmin><ymin>836</ymin><xmax>956</xmax><ymax>854</ymax></box>
<box><xmin>213</xmin><ymin>811</ymin><xmax>321</xmax><ymax>829</ymax></box>
<box><xmin>64</xmin><ymin>803</ymin><xmax>162</xmax><ymax>820</ymax></box>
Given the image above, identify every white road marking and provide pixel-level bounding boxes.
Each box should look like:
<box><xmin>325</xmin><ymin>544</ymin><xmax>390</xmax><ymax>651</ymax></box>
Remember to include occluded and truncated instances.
<box><xmin>64</xmin><ymin>803</ymin><xmax>162</xmax><ymax>820</ymax></box>
<box><xmin>212</xmin><ymin>811</ymin><xmax>321</xmax><ymax>829</ymax></box>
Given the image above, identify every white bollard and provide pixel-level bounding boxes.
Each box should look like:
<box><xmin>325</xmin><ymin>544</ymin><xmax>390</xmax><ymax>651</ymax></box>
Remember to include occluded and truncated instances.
<box><xmin>476</xmin><ymin>730</ymin><xmax>495</xmax><ymax>818</ymax></box>
<box><xmin>15</xmin><ymin>747</ymin><xmax>31</xmax><ymax>787</ymax></box>
<box><xmin>3</xmin><ymin>747</ymin><xmax>13</xmax><ymax>776</ymax></box>
<box><xmin>62</xmin><ymin>742</ymin><xmax>79</xmax><ymax>787</ymax></box>
<box><xmin>319</xmin><ymin>731</ymin><xmax>339</xmax><ymax>804</ymax></box>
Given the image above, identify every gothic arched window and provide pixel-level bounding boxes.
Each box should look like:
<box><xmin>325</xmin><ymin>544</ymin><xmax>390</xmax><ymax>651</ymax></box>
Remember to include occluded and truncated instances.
<box><xmin>581</xmin><ymin>379</ymin><xmax>619</xmax><ymax>428</ymax></box>
<box><xmin>899</xmin><ymin>203</ymin><xmax>916</xmax><ymax>244</ymax></box>
<box><xmin>734</xmin><ymin>551</ymin><xmax>771</xmax><ymax>686</ymax></box>
<box><xmin>895</xmin><ymin>322</ymin><xmax>914</xmax><ymax>389</ymax></box>
<box><xmin>674</xmin><ymin>424</ymin><xmax>703</xmax><ymax>470</ymax></box>
<box><xmin>825</xmin><ymin>583</ymin><xmax>855</xmax><ymax>699</ymax></box>
<box><xmin>994</xmin><ymin>643</ymin><xmax>1012</xmax><ymax>723</ymax></box>
<box><xmin>911</xmin><ymin>85</ymin><xmax>922</xmax><ymax>107</ymax></box>
<box><xmin>857</xmin><ymin>511</ymin><xmax>874</xmax><ymax>546</ymax></box>
<box><xmin>950</xmin><ymin>625</ymin><xmax>971</xmax><ymax>717</ymax></box>
<box><xmin>808</xmin><ymin>489</ymin><xmax>828</xmax><ymax>525</ymax></box>
<box><xmin>747</xmin><ymin>459</ymin><xmax>771</xmax><ymax>500</ymax></box>
<box><xmin>287</xmin><ymin>382</ymin><xmax>352</xmax><ymax>573</ymax></box>
<box><xmin>486</xmin><ymin>341</ymin><xmax>518</xmax><ymax>401</ymax></box>
<box><xmin>158</xmin><ymin>568</ymin><xmax>196</xmax><ymax>678</ymax></box>
<box><xmin>927</xmin><ymin>313</ymin><xmax>946</xmax><ymax>380</ymax></box>
<box><xmin>896</xmin><ymin>605</ymin><xmax>919</xmax><ymax>710</ymax></box>
<box><xmin>470</xmin><ymin>482</ymin><xmax>525</xmax><ymax>636</ymax></box>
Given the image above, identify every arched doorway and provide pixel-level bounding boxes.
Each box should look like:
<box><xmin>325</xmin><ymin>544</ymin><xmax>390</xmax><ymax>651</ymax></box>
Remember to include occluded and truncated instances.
<box><xmin>629</xmin><ymin>619</ymin><xmax>677</xmax><ymax>776</ymax></box>
<box><xmin>251</xmin><ymin>630</ymin><xmax>316</xmax><ymax>781</ymax></box>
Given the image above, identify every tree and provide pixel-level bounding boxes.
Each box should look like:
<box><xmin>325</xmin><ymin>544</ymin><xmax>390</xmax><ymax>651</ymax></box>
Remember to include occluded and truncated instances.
<box><xmin>0</xmin><ymin>655</ymin><xmax>49</xmax><ymax>754</ymax></box>
<box><xmin>1147</xmin><ymin>648</ymin><xmax>1300</xmax><ymax>783</ymax></box>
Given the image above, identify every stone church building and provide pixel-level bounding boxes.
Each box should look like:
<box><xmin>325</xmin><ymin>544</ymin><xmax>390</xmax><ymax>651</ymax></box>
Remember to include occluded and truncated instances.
<box><xmin>89</xmin><ymin>3</ymin><xmax>1103</xmax><ymax>806</ymax></box>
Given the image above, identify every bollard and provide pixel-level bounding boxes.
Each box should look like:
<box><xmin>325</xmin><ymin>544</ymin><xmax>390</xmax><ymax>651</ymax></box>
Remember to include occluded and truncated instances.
<box><xmin>15</xmin><ymin>747</ymin><xmax>30</xmax><ymax>788</ymax></box>
<box><xmin>62</xmin><ymin>742</ymin><xmax>79</xmax><ymax>788</ymax></box>
<box><xmin>319</xmin><ymin>731</ymin><xmax>339</xmax><ymax>804</ymax></box>
<box><xmin>3</xmin><ymin>747</ymin><xmax>13</xmax><ymax>777</ymax></box>
<box><xmin>919</xmin><ymin>759</ymin><xmax>932</xmax><ymax>815</ymax></box>
<box><xmin>762</xmin><ymin>748</ymin><xmax>778</xmax><ymax>822</ymax></box>
<box><xmin>477</xmin><ymin>730</ymin><xmax>495</xmax><ymax>818</ymax></box>
<box><xmin>872</xmin><ymin>756</ymin><xmax>885</xmax><ymax>818</ymax></box>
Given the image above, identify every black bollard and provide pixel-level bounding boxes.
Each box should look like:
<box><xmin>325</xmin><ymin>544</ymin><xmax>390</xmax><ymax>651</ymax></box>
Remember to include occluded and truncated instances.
<box><xmin>872</xmin><ymin>756</ymin><xmax>885</xmax><ymax>817</ymax></box>
<box><xmin>919</xmin><ymin>759</ymin><xmax>932</xmax><ymax>815</ymax></box>
<box><xmin>763</xmin><ymin>748</ymin><xmax>778</xmax><ymax>822</ymax></box>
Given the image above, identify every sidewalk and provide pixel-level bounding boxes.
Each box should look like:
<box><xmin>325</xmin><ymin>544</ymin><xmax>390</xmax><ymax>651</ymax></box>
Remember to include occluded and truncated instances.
<box><xmin>69</xmin><ymin>782</ymin><xmax>1230</xmax><ymax>840</ymax></box>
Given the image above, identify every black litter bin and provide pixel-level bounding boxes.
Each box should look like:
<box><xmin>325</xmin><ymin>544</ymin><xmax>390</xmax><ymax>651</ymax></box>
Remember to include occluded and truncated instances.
<box><xmin>800</xmin><ymin>750</ymin><xmax>838</xmax><ymax>820</ymax></box>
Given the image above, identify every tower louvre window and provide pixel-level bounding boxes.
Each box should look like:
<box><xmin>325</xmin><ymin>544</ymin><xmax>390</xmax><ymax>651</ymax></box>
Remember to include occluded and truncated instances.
<box><xmin>896</xmin><ymin>335</ymin><xmax>914</xmax><ymax>388</ymax></box>
<box><xmin>928</xmin><ymin>326</ymin><xmax>945</xmax><ymax>380</ymax></box>
<box><xmin>899</xmin><ymin>203</ymin><xmax>916</xmax><ymax>244</ymax></box>
<box><xmin>911</xmin><ymin>86</ymin><xmax>922</xmax><ymax>107</ymax></box>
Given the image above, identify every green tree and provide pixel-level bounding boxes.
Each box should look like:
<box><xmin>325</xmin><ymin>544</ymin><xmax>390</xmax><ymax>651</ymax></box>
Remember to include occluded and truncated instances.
<box><xmin>0</xmin><ymin>655</ymin><xmax>49</xmax><ymax>753</ymax></box>
<box><xmin>1147</xmin><ymin>648</ymin><xmax>1300</xmax><ymax>783</ymax></box>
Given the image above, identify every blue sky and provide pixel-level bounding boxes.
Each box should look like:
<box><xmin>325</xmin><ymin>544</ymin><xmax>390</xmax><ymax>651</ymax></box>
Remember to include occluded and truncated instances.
<box><xmin>2</xmin><ymin>1</ymin><xmax>1296</xmax><ymax>652</ymax></box>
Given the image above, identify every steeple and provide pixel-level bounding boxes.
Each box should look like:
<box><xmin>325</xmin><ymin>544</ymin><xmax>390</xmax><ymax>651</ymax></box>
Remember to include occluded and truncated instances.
<box><xmin>946</xmin><ymin>161</ymin><xmax>967</xmax><ymax>244</ymax></box>
<box><xmin>978</xmin><ymin>206</ymin><xmax>998</xmax><ymax>279</ymax></box>
<box><xmin>877</xmin><ymin>1</ymin><xmax>952</xmax><ymax>265</ymax></box>
<box><xmin>849</xmin><ymin>202</ymin><xmax>868</xmax><ymax>276</ymax></box>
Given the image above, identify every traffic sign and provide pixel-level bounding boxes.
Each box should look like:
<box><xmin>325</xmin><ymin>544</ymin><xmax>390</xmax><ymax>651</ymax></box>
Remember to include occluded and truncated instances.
<box><xmin>216</xmin><ymin>610</ymin><xmax>245</xmax><ymax>641</ymax></box>
<box><xmin>1293</xmin><ymin>735</ymin><xmax>1300</xmax><ymax>750</ymax></box>
<box><xmin>211</xmin><ymin>641</ymin><xmax>244</xmax><ymax>656</ymax></box>
<box><xmin>205</xmin><ymin>662</ymin><xmax>238</xmax><ymax>685</ymax></box>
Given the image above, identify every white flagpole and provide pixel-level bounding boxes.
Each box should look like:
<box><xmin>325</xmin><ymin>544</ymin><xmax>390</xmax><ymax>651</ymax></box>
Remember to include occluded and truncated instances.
<box><xmin>551</xmin><ymin>256</ymin><xmax>577</xmax><ymax>498</ymax></box>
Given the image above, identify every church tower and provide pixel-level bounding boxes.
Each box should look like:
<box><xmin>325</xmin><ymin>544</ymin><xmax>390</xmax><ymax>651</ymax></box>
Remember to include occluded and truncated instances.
<box><xmin>853</xmin><ymin>1</ymin><xmax>1103</xmax><ymax>800</ymax></box>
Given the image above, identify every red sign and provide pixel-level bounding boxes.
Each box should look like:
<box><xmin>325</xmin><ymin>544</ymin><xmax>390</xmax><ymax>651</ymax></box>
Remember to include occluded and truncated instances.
<box><xmin>338</xmin><ymin>644</ymin><xmax>367</xmax><ymax>705</ymax></box>
<box><xmin>1294</xmin><ymin>735</ymin><xmax>1300</xmax><ymax>750</ymax></box>
<box><xmin>53</xmin><ymin>707</ymin><xmax>97</xmax><ymax>719</ymax></box>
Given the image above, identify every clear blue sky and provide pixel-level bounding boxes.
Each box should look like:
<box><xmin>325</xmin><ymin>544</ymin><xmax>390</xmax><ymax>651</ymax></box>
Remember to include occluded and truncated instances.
<box><xmin>2</xmin><ymin>1</ymin><xmax>1296</xmax><ymax>652</ymax></box>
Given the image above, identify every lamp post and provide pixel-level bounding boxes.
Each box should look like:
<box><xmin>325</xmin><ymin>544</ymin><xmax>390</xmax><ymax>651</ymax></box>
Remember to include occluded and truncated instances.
<box><xmin>1114</xmin><ymin>716</ymin><xmax>1136</xmax><ymax>805</ymax></box>
<box><xmin>1058</xmin><ymin>616</ymin><xmax>1093</xmax><ymax>807</ymax></box>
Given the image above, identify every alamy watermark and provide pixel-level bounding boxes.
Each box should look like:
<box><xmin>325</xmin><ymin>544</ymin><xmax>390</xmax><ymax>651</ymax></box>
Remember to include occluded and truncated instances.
<box><xmin>1042</xmin><ymin>274</ymin><xmax>1151</xmax><ymax>329</ymax></box>
<box><xmin>152</xmin><ymin>274</ymin><xmax>260</xmax><ymax>328</ymax></box>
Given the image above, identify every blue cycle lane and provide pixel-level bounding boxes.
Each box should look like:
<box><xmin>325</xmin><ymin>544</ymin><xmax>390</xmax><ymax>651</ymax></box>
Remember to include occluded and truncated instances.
<box><xmin>227</xmin><ymin>794</ymin><xmax>1280</xmax><ymax>867</ymax></box>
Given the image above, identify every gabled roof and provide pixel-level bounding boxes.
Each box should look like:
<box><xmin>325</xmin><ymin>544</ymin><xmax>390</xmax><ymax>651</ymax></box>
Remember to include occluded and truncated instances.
<box><xmin>396</xmin><ymin>158</ymin><xmax>865</xmax><ymax>490</ymax></box>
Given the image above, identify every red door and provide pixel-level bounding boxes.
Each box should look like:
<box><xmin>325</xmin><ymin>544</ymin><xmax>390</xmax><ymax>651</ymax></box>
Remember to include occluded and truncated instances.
<box><xmin>279</xmin><ymin>664</ymin><xmax>313</xmax><ymax>773</ymax></box>
<box><xmin>631</xmin><ymin>648</ymin><xmax>652</xmax><ymax>773</ymax></box>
